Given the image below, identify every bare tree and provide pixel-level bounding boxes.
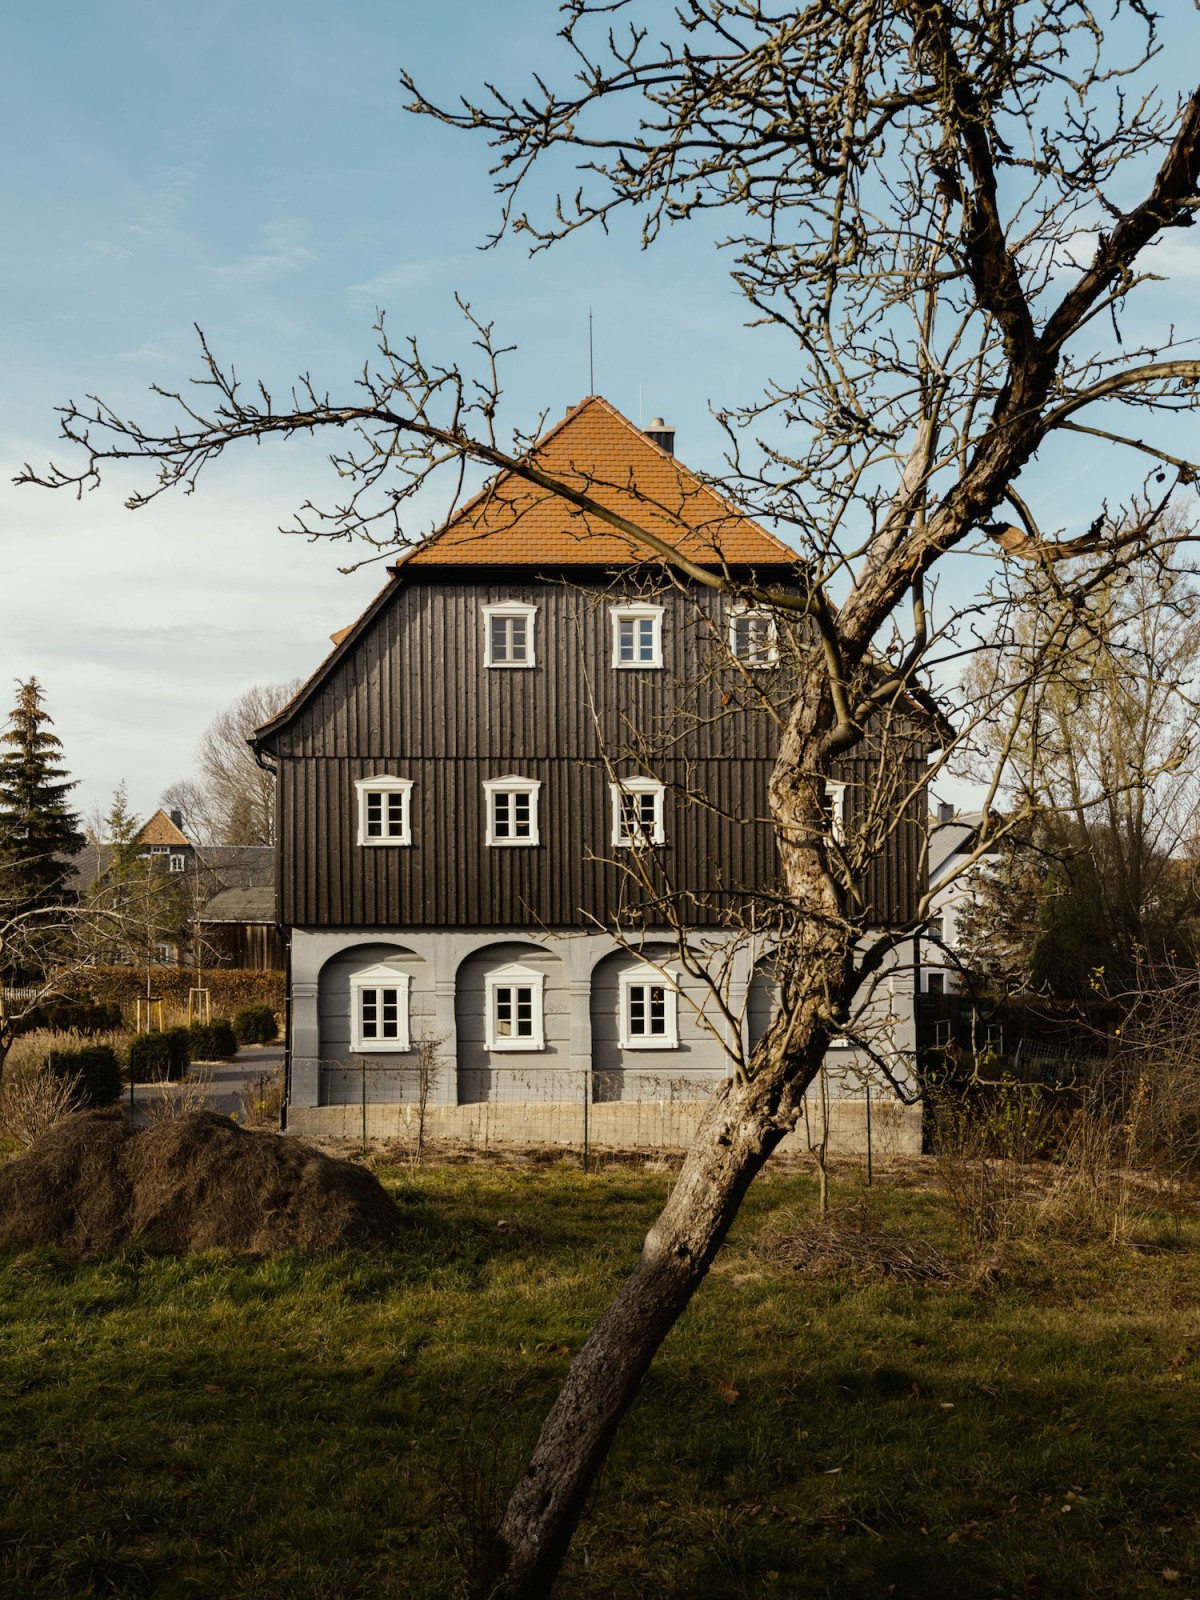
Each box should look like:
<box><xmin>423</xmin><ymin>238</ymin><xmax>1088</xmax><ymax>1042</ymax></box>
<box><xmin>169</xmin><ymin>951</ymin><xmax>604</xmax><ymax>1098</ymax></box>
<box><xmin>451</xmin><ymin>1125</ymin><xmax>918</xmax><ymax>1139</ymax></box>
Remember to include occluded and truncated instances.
<box><xmin>20</xmin><ymin>6</ymin><xmax>1200</xmax><ymax>1592</ymax></box>
<box><xmin>162</xmin><ymin>679</ymin><xmax>301</xmax><ymax>845</ymax></box>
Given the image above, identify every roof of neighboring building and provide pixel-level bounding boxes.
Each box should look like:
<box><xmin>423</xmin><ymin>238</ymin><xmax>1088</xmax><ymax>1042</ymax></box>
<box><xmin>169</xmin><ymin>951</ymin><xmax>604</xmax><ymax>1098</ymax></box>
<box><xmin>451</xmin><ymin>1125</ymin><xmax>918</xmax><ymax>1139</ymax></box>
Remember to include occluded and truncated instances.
<box><xmin>194</xmin><ymin>845</ymin><xmax>274</xmax><ymax>890</ymax></box>
<box><xmin>199</xmin><ymin>886</ymin><xmax>276</xmax><ymax>923</ymax></box>
<box><xmin>399</xmin><ymin>394</ymin><xmax>797</xmax><ymax>569</ymax></box>
<box><xmin>137</xmin><ymin>809</ymin><xmax>190</xmax><ymax>847</ymax></box>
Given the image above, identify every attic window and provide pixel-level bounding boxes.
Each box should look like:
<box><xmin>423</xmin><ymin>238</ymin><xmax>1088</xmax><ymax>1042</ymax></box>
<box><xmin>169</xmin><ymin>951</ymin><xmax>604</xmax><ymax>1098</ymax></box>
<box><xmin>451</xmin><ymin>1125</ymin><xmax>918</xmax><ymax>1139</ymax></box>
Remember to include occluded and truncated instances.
<box><xmin>483</xmin><ymin>602</ymin><xmax>537</xmax><ymax>668</ymax></box>
<box><xmin>355</xmin><ymin>776</ymin><xmax>414</xmax><ymax>846</ymax></box>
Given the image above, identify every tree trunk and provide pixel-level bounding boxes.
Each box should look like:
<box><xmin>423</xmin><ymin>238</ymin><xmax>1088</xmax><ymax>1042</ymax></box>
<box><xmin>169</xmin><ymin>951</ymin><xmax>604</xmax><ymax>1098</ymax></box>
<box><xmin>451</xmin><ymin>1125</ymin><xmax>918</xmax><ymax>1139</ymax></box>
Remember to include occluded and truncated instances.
<box><xmin>490</xmin><ymin>974</ymin><xmax>838</xmax><ymax>1598</ymax></box>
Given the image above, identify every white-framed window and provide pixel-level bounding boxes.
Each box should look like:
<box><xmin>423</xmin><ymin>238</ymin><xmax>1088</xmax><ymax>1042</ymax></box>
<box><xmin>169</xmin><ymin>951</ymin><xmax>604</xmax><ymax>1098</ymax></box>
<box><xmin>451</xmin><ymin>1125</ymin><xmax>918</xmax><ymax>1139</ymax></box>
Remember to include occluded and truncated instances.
<box><xmin>610</xmin><ymin>778</ymin><xmax>666</xmax><ymax>848</ymax></box>
<box><xmin>485</xmin><ymin>963</ymin><xmax>546</xmax><ymax>1050</ymax></box>
<box><xmin>483</xmin><ymin>777</ymin><xmax>541</xmax><ymax>847</ymax></box>
<box><xmin>350</xmin><ymin>964</ymin><xmax>412</xmax><ymax>1052</ymax></box>
<box><xmin>618</xmin><ymin>969</ymin><xmax>679</xmax><ymax>1049</ymax></box>
<box><xmin>168</xmin><ymin>853</ymin><xmax>186</xmax><ymax>873</ymax></box>
<box><xmin>355</xmin><ymin>776</ymin><xmax>414</xmax><ymax>846</ymax></box>
<box><xmin>483</xmin><ymin>602</ymin><xmax>537</xmax><ymax>668</ymax></box>
<box><xmin>152</xmin><ymin>943</ymin><xmax>173</xmax><ymax>966</ymax></box>
<box><xmin>148</xmin><ymin>845</ymin><xmax>169</xmax><ymax>856</ymax></box>
<box><xmin>823</xmin><ymin>780</ymin><xmax>846</xmax><ymax>844</ymax></box>
<box><xmin>728</xmin><ymin>604</ymin><xmax>778</xmax><ymax>667</ymax></box>
<box><xmin>610</xmin><ymin>605</ymin><xmax>664</xmax><ymax>669</ymax></box>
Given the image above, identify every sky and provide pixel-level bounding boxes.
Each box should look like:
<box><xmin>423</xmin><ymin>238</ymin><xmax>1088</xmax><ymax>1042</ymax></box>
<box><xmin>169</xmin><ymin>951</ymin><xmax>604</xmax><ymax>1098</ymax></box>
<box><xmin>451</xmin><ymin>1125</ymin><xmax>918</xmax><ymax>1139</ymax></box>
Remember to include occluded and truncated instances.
<box><xmin>3</xmin><ymin>2</ymin><xmax>1200</xmax><ymax>824</ymax></box>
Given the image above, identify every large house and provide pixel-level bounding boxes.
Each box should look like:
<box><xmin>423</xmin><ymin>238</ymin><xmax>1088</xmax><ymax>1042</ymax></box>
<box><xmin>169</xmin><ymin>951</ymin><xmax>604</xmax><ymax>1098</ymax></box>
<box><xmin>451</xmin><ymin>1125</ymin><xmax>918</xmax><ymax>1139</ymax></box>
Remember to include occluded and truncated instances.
<box><xmin>253</xmin><ymin>396</ymin><xmax>928</xmax><ymax>1151</ymax></box>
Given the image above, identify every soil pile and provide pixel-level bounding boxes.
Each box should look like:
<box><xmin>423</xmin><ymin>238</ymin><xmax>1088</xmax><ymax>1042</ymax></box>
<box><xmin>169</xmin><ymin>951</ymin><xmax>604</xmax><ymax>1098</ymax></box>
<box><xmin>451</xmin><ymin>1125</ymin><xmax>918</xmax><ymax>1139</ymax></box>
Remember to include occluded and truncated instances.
<box><xmin>0</xmin><ymin>1108</ymin><xmax>403</xmax><ymax>1256</ymax></box>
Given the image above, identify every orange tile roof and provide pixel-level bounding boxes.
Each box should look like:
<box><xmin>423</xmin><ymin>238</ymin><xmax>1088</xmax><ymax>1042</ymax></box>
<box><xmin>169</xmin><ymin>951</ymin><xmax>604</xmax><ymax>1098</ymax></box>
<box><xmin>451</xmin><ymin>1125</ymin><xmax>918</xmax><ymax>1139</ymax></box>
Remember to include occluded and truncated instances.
<box><xmin>137</xmin><ymin>809</ymin><xmax>189</xmax><ymax>847</ymax></box>
<box><xmin>402</xmin><ymin>395</ymin><xmax>796</xmax><ymax>569</ymax></box>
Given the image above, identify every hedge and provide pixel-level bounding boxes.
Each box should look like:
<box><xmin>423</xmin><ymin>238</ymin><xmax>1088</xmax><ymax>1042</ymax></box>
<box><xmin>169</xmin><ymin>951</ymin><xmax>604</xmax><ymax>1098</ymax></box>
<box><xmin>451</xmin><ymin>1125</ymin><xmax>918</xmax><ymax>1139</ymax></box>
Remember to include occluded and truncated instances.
<box><xmin>70</xmin><ymin>967</ymin><xmax>285</xmax><ymax>1019</ymax></box>
<box><xmin>187</xmin><ymin>1019</ymin><xmax>238</xmax><ymax>1062</ymax></box>
<box><xmin>47</xmin><ymin>1046</ymin><xmax>122</xmax><ymax>1107</ymax></box>
<box><xmin>128</xmin><ymin>1029</ymin><xmax>190</xmax><ymax>1084</ymax></box>
<box><xmin>15</xmin><ymin>1001</ymin><xmax>123</xmax><ymax>1037</ymax></box>
<box><xmin>233</xmin><ymin>1005</ymin><xmax>278</xmax><ymax>1046</ymax></box>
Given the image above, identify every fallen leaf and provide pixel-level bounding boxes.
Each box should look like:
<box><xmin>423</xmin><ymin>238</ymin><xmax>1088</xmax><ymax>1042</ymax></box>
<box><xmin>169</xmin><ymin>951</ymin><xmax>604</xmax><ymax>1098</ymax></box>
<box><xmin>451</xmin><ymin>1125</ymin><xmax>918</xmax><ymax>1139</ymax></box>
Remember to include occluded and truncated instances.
<box><xmin>716</xmin><ymin>1379</ymin><xmax>740</xmax><ymax>1406</ymax></box>
<box><xmin>203</xmin><ymin>1384</ymin><xmax>223</xmax><ymax>1395</ymax></box>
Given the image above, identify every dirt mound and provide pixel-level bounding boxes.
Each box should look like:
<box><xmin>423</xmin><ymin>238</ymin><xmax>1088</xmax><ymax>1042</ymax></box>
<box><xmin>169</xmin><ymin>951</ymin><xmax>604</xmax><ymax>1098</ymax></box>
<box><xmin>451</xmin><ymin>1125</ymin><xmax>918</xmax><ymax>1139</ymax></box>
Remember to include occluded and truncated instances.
<box><xmin>0</xmin><ymin>1108</ymin><xmax>404</xmax><ymax>1256</ymax></box>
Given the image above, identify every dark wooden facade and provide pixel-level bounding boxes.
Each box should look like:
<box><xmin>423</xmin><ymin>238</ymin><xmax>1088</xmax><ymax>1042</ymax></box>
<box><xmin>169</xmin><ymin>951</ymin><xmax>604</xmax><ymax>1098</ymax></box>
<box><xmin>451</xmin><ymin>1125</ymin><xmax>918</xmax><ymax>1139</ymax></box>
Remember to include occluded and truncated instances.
<box><xmin>257</xmin><ymin>570</ymin><xmax>927</xmax><ymax>931</ymax></box>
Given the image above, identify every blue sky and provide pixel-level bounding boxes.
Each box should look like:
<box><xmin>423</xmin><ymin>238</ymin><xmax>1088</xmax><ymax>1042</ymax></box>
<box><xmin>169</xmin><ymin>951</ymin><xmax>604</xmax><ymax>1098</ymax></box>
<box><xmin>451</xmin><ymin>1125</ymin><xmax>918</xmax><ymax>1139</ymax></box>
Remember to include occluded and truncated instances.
<box><xmin>3</xmin><ymin>2</ymin><xmax>1199</xmax><ymax>823</ymax></box>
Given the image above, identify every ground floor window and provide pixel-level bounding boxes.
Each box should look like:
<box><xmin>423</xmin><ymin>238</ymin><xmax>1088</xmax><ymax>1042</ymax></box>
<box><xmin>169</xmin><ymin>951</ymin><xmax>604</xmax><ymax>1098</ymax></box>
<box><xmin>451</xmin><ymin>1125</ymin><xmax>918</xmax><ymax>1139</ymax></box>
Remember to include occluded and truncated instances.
<box><xmin>485</xmin><ymin>963</ymin><xmax>546</xmax><ymax>1050</ymax></box>
<box><xmin>350</xmin><ymin>965</ymin><xmax>412</xmax><ymax>1051</ymax></box>
<box><xmin>619</xmin><ymin>970</ymin><xmax>679</xmax><ymax>1048</ymax></box>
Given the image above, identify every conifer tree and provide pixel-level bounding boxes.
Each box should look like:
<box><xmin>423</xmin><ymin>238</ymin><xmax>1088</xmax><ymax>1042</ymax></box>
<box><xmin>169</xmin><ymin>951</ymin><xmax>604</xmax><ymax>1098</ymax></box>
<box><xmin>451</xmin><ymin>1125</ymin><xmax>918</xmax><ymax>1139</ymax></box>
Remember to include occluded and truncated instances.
<box><xmin>0</xmin><ymin>678</ymin><xmax>84</xmax><ymax>910</ymax></box>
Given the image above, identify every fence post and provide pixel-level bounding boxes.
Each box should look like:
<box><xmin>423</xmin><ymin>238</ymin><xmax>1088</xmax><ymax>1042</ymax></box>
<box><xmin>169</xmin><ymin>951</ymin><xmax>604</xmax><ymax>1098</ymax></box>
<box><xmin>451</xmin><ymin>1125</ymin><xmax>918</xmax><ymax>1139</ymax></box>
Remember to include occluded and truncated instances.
<box><xmin>582</xmin><ymin>1065</ymin><xmax>589</xmax><ymax>1173</ymax></box>
<box><xmin>361</xmin><ymin>1057</ymin><xmax>367</xmax><ymax>1156</ymax></box>
<box><xmin>865</xmin><ymin>1077</ymin><xmax>873</xmax><ymax>1188</ymax></box>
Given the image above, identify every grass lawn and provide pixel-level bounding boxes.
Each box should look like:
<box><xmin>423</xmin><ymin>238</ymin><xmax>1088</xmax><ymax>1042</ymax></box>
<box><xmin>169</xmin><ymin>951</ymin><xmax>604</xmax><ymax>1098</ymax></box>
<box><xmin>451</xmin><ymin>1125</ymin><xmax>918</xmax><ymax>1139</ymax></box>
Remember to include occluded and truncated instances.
<box><xmin>0</xmin><ymin>1155</ymin><xmax>1197</xmax><ymax>1598</ymax></box>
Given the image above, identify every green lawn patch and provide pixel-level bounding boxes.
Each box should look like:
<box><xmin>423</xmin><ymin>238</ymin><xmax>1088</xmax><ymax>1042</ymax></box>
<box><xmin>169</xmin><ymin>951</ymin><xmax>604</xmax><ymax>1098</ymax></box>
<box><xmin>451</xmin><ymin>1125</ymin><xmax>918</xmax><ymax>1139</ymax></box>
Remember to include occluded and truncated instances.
<box><xmin>0</xmin><ymin>1159</ymin><xmax>1197</xmax><ymax>1598</ymax></box>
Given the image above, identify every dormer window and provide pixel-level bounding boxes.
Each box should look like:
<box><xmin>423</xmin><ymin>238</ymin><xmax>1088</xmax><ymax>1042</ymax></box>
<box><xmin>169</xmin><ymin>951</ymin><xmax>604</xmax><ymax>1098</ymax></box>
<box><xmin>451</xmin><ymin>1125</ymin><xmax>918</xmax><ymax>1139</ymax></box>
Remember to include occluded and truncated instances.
<box><xmin>485</xmin><ymin>963</ymin><xmax>546</xmax><ymax>1050</ymax></box>
<box><xmin>350</xmin><ymin>963</ymin><xmax>412</xmax><ymax>1052</ymax></box>
<box><xmin>611</xmin><ymin>605</ymin><xmax>664</xmax><ymax>669</ymax></box>
<box><xmin>729</xmin><ymin>605</ymin><xmax>778</xmax><ymax>667</ymax></box>
<box><xmin>483</xmin><ymin>602</ymin><xmax>537</xmax><ymax>668</ymax></box>
<box><xmin>611</xmin><ymin>778</ymin><xmax>666</xmax><ymax>848</ymax></box>
<box><xmin>355</xmin><ymin>776</ymin><xmax>414</xmax><ymax>846</ymax></box>
<box><xmin>484</xmin><ymin>777</ymin><xmax>541</xmax><ymax>846</ymax></box>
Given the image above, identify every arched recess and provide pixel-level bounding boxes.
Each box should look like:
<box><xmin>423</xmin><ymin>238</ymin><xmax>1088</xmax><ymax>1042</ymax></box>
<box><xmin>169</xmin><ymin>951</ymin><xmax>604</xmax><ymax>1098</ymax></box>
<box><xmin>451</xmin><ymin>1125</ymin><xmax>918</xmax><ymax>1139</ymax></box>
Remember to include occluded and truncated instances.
<box><xmin>455</xmin><ymin>940</ymin><xmax>567</xmax><ymax>1104</ymax></box>
<box><xmin>318</xmin><ymin>941</ymin><xmax>428</xmax><ymax>1106</ymax></box>
<box><xmin>590</xmin><ymin>943</ymin><xmax>725</xmax><ymax>1103</ymax></box>
<box><xmin>747</xmin><ymin>951</ymin><xmax>781</xmax><ymax>1054</ymax></box>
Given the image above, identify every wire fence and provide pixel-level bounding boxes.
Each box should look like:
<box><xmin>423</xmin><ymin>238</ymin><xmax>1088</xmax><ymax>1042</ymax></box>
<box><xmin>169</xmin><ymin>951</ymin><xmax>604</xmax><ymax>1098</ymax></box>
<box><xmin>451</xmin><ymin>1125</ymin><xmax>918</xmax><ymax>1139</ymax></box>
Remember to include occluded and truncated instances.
<box><xmin>306</xmin><ymin>1058</ymin><xmax>919</xmax><ymax>1169</ymax></box>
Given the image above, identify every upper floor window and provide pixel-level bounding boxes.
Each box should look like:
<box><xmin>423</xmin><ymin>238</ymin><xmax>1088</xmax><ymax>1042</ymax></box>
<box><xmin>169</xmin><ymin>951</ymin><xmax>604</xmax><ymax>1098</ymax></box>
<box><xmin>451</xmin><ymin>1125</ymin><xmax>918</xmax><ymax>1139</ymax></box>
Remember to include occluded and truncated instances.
<box><xmin>355</xmin><ymin>776</ymin><xmax>414</xmax><ymax>846</ymax></box>
<box><xmin>611</xmin><ymin>777</ymin><xmax>666</xmax><ymax>848</ymax></box>
<box><xmin>823</xmin><ymin>780</ymin><xmax>846</xmax><ymax>844</ymax></box>
<box><xmin>611</xmin><ymin>605</ymin><xmax>664</xmax><ymax>669</ymax></box>
<box><xmin>728</xmin><ymin>605</ymin><xmax>778</xmax><ymax>667</ymax></box>
<box><xmin>485</xmin><ymin>963</ymin><xmax>546</xmax><ymax>1050</ymax></box>
<box><xmin>168</xmin><ymin>853</ymin><xmax>187</xmax><ymax>874</ymax></box>
<box><xmin>619</xmin><ymin>969</ymin><xmax>679</xmax><ymax>1049</ymax></box>
<box><xmin>483</xmin><ymin>602</ymin><xmax>537</xmax><ymax>668</ymax></box>
<box><xmin>484</xmin><ymin>777</ymin><xmax>541</xmax><ymax>846</ymax></box>
<box><xmin>350</xmin><ymin>963</ymin><xmax>412</xmax><ymax>1052</ymax></box>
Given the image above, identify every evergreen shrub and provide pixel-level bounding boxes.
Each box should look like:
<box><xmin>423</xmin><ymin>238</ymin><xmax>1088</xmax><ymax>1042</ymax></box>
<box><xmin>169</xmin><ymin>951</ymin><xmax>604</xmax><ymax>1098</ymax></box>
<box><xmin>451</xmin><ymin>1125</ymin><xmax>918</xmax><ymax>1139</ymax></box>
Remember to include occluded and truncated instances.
<box><xmin>187</xmin><ymin>1019</ymin><xmax>238</xmax><ymax>1061</ymax></box>
<box><xmin>16</xmin><ymin>1001</ymin><xmax>123</xmax><ymax>1037</ymax></box>
<box><xmin>232</xmin><ymin>1005</ymin><xmax>278</xmax><ymax>1046</ymax></box>
<box><xmin>128</xmin><ymin>1031</ymin><xmax>190</xmax><ymax>1084</ymax></box>
<box><xmin>47</xmin><ymin>1046</ymin><xmax>122</xmax><ymax>1107</ymax></box>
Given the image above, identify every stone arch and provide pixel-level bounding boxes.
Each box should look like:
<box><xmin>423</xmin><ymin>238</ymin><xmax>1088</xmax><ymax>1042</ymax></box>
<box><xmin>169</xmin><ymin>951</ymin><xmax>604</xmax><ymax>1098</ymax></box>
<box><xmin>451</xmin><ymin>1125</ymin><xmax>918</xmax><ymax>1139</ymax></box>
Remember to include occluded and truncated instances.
<box><xmin>317</xmin><ymin>941</ymin><xmax>428</xmax><ymax>1106</ymax></box>
<box><xmin>589</xmin><ymin>942</ymin><xmax>726</xmax><ymax>1103</ymax></box>
<box><xmin>747</xmin><ymin>950</ymin><xmax>781</xmax><ymax>1054</ymax></box>
<box><xmin>455</xmin><ymin>940</ymin><xmax>568</xmax><ymax>1104</ymax></box>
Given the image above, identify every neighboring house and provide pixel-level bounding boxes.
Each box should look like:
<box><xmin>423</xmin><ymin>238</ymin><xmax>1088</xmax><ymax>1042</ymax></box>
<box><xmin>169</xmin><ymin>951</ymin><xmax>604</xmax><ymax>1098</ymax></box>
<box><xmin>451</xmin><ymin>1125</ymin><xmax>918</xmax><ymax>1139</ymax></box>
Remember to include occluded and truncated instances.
<box><xmin>72</xmin><ymin>810</ymin><xmax>279</xmax><ymax>969</ymax></box>
<box><xmin>921</xmin><ymin>807</ymin><xmax>988</xmax><ymax>995</ymax></box>
<box><xmin>252</xmin><ymin>395</ymin><xmax>929</xmax><ymax>1151</ymax></box>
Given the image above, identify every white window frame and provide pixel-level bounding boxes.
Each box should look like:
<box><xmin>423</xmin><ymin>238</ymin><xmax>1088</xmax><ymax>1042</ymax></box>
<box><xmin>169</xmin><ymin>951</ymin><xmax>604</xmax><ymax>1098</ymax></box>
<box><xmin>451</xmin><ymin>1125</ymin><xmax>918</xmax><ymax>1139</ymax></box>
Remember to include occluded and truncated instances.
<box><xmin>485</xmin><ymin>963</ymin><xmax>546</xmax><ymax>1051</ymax></box>
<box><xmin>728</xmin><ymin>603</ymin><xmax>778</xmax><ymax>668</ymax></box>
<box><xmin>168</xmin><ymin>853</ymin><xmax>187</xmax><ymax>874</ymax></box>
<box><xmin>355</xmin><ymin>775</ymin><xmax>414</xmax><ymax>847</ymax></box>
<box><xmin>482</xmin><ymin>602</ymin><xmax>538</xmax><ymax>669</ymax></box>
<box><xmin>610</xmin><ymin>605</ymin><xmax>664</xmax><ymax>669</ymax></box>
<box><xmin>618</xmin><ymin>969</ymin><xmax>679</xmax><ymax>1049</ymax></box>
<box><xmin>824</xmin><ymin>780</ymin><xmax>846</xmax><ymax>844</ymax></box>
<box><xmin>610</xmin><ymin>778</ymin><xmax>666</xmax><ymax>848</ymax></box>
<box><xmin>349</xmin><ymin>963</ymin><xmax>413</xmax><ymax>1053</ymax></box>
<box><xmin>483</xmin><ymin>776</ymin><xmax>542</xmax><ymax>847</ymax></box>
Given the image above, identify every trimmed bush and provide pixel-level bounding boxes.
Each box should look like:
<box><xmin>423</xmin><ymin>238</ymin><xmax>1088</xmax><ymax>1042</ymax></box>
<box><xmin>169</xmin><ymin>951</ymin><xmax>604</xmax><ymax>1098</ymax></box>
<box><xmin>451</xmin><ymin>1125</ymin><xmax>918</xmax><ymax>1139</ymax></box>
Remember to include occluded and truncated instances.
<box><xmin>187</xmin><ymin>1019</ymin><xmax>238</xmax><ymax>1062</ymax></box>
<box><xmin>16</xmin><ymin>1001</ymin><xmax>123</xmax><ymax>1037</ymax></box>
<box><xmin>47</xmin><ymin>1046</ymin><xmax>122</xmax><ymax>1108</ymax></box>
<box><xmin>128</xmin><ymin>1030</ymin><xmax>190</xmax><ymax>1085</ymax></box>
<box><xmin>232</xmin><ymin>1005</ymin><xmax>278</xmax><ymax>1046</ymax></box>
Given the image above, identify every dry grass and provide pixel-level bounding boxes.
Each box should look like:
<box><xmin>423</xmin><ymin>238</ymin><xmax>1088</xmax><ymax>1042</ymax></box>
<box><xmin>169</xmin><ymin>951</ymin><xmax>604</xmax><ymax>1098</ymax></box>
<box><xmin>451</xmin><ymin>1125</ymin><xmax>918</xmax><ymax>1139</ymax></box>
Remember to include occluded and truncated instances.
<box><xmin>237</xmin><ymin>1062</ymin><xmax>285</xmax><ymax>1128</ymax></box>
<box><xmin>0</xmin><ymin>1067</ymin><xmax>83</xmax><ymax>1147</ymax></box>
<box><xmin>142</xmin><ymin>1067</ymin><xmax>217</xmax><ymax>1122</ymax></box>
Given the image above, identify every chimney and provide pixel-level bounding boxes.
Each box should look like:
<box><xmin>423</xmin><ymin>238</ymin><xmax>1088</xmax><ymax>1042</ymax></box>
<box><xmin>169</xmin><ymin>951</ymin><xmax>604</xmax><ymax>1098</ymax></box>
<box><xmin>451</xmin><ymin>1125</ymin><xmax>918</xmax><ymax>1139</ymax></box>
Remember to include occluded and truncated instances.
<box><xmin>937</xmin><ymin>801</ymin><xmax>954</xmax><ymax>823</ymax></box>
<box><xmin>645</xmin><ymin>417</ymin><xmax>675</xmax><ymax>455</ymax></box>
<box><xmin>170</xmin><ymin>808</ymin><xmax>184</xmax><ymax>830</ymax></box>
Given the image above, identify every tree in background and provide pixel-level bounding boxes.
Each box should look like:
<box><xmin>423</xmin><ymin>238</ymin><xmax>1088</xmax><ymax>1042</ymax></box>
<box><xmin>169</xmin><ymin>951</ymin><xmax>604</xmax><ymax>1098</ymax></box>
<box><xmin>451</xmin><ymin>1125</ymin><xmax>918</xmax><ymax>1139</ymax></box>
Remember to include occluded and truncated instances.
<box><xmin>23</xmin><ymin>5</ymin><xmax>1200</xmax><ymax>1591</ymax></box>
<box><xmin>161</xmin><ymin>679</ymin><xmax>300</xmax><ymax>845</ymax></box>
<box><xmin>957</xmin><ymin>539</ymin><xmax>1200</xmax><ymax>1001</ymax></box>
<box><xmin>0</xmin><ymin>678</ymin><xmax>84</xmax><ymax>912</ymax></box>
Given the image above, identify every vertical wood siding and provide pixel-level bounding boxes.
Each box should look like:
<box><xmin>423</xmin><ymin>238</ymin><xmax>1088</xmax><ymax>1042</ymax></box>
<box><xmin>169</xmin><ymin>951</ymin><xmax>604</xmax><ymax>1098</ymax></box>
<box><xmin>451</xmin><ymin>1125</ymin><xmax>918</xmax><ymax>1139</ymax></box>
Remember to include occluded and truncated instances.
<box><xmin>270</xmin><ymin>574</ymin><xmax>926</xmax><ymax>929</ymax></box>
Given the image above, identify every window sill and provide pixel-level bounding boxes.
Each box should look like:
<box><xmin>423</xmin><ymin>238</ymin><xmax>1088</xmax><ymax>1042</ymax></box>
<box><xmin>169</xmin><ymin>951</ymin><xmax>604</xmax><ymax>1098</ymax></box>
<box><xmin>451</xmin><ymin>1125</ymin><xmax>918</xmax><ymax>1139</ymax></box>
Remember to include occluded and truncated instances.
<box><xmin>349</xmin><ymin>1042</ymin><xmax>413</xmax><ymax>1055</ymax></box>
<box><xmin>618</xmin><ymin>1038</ymin><xmax>680</xmax><ymax>1051</ymax></box>
<box><xmin>486</xmin><ymin>661</ymin><xmax>536</xmax><ymax>670</ymax></box>
<box><xmin>486</xmin><ymin>839</ymin><xmax>541</xmax><ymax>848</ymax></box>
<box><xmin>357</xmin><ymin>838</ymin><xmax>412</xmax><ymax>848</ymax></box>
<box><xmin>486</xmin><ymin>1039</ymin><xmax>546</xmax><ymax>1053</ymax></box>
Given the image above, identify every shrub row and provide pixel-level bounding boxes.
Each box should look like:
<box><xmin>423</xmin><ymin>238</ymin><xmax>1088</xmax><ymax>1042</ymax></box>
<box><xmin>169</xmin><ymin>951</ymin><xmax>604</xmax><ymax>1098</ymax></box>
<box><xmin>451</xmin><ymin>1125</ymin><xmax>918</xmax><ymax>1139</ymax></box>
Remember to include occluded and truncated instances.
<box><xmin>71</xmin><ymin>966</ymin><xmax>286</xmax><ymax>1017</ymax></box>
<box><xmin>15</xmin><ymin>1001</ymin><xmax>123</xmax><ymax>1038</ymax></box>
<box><xmin>47</xmin><ymin>1046</ymin><xmax>123</xmax><ymax>1108</ymax></box>
<box><xmin>233</xmin><ymin>1005</ymin><xmax>278</xmax><ymax>1045</ymax></box>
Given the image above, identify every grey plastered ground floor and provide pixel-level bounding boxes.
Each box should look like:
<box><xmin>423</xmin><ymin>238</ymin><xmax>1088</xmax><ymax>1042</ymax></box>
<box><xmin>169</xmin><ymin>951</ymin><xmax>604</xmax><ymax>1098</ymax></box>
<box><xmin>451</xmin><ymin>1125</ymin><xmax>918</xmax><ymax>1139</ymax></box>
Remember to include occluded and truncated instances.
<box><xmin>286</xmin><ymin>925</ymin><xmax>924</xmax><ymax>1156</ymax></box>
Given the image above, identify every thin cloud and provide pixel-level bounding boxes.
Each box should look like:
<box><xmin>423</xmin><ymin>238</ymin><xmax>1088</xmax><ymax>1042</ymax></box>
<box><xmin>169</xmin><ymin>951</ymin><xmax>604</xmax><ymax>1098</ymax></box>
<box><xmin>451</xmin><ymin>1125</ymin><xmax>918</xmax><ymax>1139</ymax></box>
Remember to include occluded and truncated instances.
<box><xmin>213</xmin><ymin>214</ymin><xmax>315</xmax><ymax>284</ymax></box>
